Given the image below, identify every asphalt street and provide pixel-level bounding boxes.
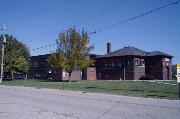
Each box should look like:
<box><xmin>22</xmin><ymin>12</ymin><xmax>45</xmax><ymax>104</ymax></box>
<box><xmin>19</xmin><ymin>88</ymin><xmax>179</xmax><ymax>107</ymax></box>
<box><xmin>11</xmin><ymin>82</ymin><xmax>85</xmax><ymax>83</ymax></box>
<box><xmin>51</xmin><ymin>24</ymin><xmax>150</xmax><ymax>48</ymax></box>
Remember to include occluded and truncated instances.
<box><xmin>0</xmin><ymin>85</ymin><xmax>179</xmax><ymax>119</ymax></box>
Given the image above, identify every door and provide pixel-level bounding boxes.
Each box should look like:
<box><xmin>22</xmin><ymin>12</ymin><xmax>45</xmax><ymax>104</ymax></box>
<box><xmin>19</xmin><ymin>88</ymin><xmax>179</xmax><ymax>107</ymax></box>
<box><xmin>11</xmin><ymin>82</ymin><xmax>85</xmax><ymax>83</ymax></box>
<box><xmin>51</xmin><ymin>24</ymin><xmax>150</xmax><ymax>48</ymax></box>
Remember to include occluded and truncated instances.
<box><xmin>166</xmin><ymin>66</ymin><xmax>169</xmax><ymax>80</ymax></box>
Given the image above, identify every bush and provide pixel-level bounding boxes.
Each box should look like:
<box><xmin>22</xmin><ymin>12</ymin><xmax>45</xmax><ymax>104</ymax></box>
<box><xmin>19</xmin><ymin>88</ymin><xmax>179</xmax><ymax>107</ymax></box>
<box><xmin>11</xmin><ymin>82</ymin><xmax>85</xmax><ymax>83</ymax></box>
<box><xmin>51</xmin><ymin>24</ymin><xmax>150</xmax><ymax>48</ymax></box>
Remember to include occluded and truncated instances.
<box><xmin>139</xmin><ymin>75</ymin><xmax>154</xmax><ymax>80</ymax></box>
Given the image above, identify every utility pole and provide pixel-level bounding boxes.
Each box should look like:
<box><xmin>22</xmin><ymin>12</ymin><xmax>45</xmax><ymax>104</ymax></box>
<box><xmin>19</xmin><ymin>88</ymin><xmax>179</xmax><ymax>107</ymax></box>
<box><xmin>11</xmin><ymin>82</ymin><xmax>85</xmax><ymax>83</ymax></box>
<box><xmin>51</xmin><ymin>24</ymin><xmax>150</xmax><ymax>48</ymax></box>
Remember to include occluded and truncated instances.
<box><xmin>123</xmin><ymin>58</ymin><xmax>126</xmax><ymax>81</ymax></box>
<box><xmin>0</xmin><ymin>24</ymin><xmax>7</xmax><ymax>83</ymax></box>
<box><xmin>123</xmin><ymin>67</ymin><xmax>126</xmax><ymax>81</ymax></box>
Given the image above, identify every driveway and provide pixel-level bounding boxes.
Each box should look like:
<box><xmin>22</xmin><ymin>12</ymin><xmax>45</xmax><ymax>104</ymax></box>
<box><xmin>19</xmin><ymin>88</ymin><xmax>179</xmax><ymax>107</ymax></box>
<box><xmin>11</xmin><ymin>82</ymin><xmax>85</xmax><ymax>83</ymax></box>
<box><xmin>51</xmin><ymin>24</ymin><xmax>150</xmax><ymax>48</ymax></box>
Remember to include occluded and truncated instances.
<box><xmin>0</xmin><ymin>85</ymin><xmax>179</xmax><ymax>119</ymax></box>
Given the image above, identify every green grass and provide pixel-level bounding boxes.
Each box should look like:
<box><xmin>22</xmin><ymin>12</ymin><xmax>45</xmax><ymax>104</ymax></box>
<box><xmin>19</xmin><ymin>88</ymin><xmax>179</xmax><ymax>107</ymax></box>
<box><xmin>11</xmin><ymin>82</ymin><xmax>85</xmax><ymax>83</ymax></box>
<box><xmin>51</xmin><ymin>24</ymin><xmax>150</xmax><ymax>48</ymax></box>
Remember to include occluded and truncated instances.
<box><xmin>0</xmin><ymin>79</ymin><xmax>178</xmax><ymax>100</ymax></box>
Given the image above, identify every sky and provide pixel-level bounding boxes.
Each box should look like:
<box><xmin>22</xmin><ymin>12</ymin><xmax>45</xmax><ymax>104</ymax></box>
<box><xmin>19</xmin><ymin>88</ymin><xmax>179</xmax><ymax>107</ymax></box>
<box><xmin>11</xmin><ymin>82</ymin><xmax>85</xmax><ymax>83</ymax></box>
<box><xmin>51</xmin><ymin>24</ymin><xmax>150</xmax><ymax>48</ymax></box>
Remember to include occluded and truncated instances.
<box><xmin>0</xmin><ymin>0</ymin><xmax>179</xmax><ymax>64</ymax></box>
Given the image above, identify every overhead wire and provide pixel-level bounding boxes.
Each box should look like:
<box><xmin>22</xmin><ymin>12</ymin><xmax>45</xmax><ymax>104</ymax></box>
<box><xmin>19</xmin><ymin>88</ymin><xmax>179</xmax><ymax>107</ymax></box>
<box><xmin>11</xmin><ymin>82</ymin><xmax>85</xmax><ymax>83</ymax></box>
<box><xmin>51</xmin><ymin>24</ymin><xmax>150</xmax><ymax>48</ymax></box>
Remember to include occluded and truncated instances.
<box><xmin>78</xmin><ymin>0</ymin><xmax>123</xmax><ymax>27</ymax></box>
<box><xmin>31</xmin><ymin>0</ymin><xmax>180</xmax><ymax>51</ymax></box>
<box><xmin>88</xmin><ymin>0</ymin><xmax>180</xmax><ymax>34</ymax></box>
<box><xmin>31</xmin><ymin>0</ymin><xmax>124</xmax><ymax>51</ymax></box>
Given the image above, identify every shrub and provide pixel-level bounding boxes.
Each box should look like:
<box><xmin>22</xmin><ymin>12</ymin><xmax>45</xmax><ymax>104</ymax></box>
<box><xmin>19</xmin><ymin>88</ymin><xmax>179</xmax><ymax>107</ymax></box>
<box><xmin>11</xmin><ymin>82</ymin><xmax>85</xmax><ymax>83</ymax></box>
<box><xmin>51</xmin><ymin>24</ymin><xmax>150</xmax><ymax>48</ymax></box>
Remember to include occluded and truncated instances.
<box><xmin>139</xmin><ymin>75</ymin><xmax>154</xmax><ymax>80</ymax></box>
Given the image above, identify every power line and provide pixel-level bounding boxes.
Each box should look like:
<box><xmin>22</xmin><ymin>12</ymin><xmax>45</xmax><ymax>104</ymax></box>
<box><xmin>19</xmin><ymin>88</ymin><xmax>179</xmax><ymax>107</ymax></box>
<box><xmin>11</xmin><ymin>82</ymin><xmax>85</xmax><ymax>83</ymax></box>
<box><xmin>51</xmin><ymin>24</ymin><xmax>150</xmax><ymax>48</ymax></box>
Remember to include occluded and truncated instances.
<box><xmin>31</xmin><ymin>0</ymin><xmax>124</xmax><ymax>51</ymax></box>
<box><xmin>88</xmin><ymin>0</ymin><xmax>180</xmax><ymax>34</ymax></box>
<box><xmin>40</xmin><ymin>0</ymin><xmax>123</xmax><ymax>46</ymax></box>
<box><xmin>31</xmin><ymin>43</ymin><xmax>58</xmax><ymax>50</ymax></box>
<box><xmin>77</xmin><ymin>0</ymin><xmax>123</xmax><ymax>27</ymax></box>
<box><xmin>30</xmin><ymin>0</ymin><xmax>179</xmax><ymax>51</ymax></box>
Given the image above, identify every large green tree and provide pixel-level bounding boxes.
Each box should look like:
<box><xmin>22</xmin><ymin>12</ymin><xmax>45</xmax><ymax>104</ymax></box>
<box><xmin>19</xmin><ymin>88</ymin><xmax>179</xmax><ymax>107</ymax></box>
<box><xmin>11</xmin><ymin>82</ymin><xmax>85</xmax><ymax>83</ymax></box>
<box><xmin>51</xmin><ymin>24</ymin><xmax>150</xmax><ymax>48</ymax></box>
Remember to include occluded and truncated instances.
<box><xmin>0</xmin><ymin>34</ymin><xmax>30</xmax><ymax>80</ymax></box>
<box><xmin>48</xmin><ymin>27</ymin><xmax>94</xmax><ymax>82</ymax></box>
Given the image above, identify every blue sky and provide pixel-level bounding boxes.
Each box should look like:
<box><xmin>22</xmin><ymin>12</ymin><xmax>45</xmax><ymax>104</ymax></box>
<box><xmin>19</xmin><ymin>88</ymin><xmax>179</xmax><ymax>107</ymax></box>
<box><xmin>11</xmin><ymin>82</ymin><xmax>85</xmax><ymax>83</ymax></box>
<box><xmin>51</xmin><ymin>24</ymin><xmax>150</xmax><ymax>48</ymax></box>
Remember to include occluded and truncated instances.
<box><xmin>0</xmin><ymin>0</ymin><xmax>179</xmax><ymax>64</ymax></box>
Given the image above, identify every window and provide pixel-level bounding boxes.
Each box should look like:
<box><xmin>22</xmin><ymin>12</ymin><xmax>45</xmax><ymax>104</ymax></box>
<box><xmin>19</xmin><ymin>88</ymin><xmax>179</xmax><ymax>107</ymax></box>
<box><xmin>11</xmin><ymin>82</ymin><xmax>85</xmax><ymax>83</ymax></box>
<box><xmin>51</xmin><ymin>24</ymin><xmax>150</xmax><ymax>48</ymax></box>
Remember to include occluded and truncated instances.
<box><xmin>39</xmin><ymin>61</ymin><xmax>46</xmax><ymax>66</ymax></box>
<box><xmin>33</xmin><ymin>61</ymin><xmax>39</xmax><ymax>67</ymax></box>
<box><xmin>111</xmin><ymin>63</ymin><xmax>115</xmax><ymax>68</ymax></box>
<box><xmin>104</xmin><ymin>64</ymin><xmax>109</xmax><ymax>68</ymax></box>
<box><xmin>115</xmin><ymin>63</ymin><xmax>121</xmax><ymax>68</ymax></box>
<box><xmin>139</xmin><ymin>59</ymin><xmax>145</xmax><ymax>67</ymax></box>
<box><xmin>98</xmin><ymin>73</ymin><xmax>102</xmax><ymax>78</ymax></box>
<box><xmin>166</xmin><ymin>62</ymin><xmax>169</xmax><ymax>66</ymax></box>
<box><xmin>117</xmin><ymin>63</ymin><xmax>122</xmax><ymax>68</ymax></box>
<box><xmin>139</xmin><ymin>60</ymin><xmax>142</xmax><ymax>67</ymax></box>
<box><xmin>127</xmin><ymin>60</ymin><xmax>130</xmax><ymax>66</ymax></box>
<box><xmin>142</xmin><ymin>61</ymin><xmax>145</xmax><ymax>67</ymax></box>
<box><xmin>34</xmin><ymin>73</ymin><xmax>43</xmax><ymax>78</ymax></box>
<box><xmin>134</xmin><ymin>60</ymin><xmax>138</xmax><ymax>66</ymax></box>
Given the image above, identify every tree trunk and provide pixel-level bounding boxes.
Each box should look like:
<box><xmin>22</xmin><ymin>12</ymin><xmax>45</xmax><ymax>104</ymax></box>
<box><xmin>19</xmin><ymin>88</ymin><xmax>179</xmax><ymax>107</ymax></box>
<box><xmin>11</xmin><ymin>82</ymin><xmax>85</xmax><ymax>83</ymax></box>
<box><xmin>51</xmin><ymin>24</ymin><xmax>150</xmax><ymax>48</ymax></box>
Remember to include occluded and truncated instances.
<box><xmin>25</xmin><ymin>73</ymin><xmax>27</xmax><ymax>80</ymax></box>
<box><xmin>11</xmin><ymin>71</ymin><xmax>14</xmax><ymax>80</ymax></box>
<box><xmin>69</xmin><ymin>72</ymin><xmax>72</xmax><ymax>82</ymax></box>
<box><xmin>4</xmin><ymin>72</ymin><xmax>7</xmax><ymax>80</ymax></box>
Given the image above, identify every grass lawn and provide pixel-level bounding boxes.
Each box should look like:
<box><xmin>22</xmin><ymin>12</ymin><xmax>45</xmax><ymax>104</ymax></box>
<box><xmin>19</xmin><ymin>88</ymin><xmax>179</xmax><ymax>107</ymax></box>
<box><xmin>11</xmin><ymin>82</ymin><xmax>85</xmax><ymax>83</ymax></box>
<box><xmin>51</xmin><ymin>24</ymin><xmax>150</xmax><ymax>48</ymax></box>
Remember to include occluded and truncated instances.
<box><xmin>0</xmin><ymin>79</ymin><xmax>178</xmax><ymax>100</ymax></box>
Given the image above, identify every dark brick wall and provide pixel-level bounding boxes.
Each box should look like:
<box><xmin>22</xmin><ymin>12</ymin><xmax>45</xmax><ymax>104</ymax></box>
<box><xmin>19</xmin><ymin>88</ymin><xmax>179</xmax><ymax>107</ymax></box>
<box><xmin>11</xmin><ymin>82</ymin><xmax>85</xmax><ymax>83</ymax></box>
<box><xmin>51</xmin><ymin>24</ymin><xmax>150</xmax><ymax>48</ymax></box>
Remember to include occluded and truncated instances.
<box><xmin>29</xmin><ymin>53</ymin><xmax>172</xmax><ymax>81</ymax></box>
<box><xmin>96</xmin><ymin>56</ymin><xmax>144</xmax><ymax>80</ymax></box>
<box><xmin>96</xmin><ymin>68</ymin><xmax>122</xmax><ymax>80</ymax></box>
<box><xmin>133</xmin><ymin>58</ymin><xmax>145</xmax><ymax>80</ymax></box>
<box><xmin>96</xmin><ymin>55</ymin><xmax>172</xmax><ymax>80</ymax></box>
<box><xmin>96</xmin><ymin>57</ymin><xmax>123</xmax><ymax>80</ymax></box>
<box><xmin>29</xmin><ymin>54</ymin><xmax>97</xmax><ymax>80</ymax></box>
<box><xmin>29</xmin><ymin>54</ymin><xmax>52</xmax><ymax>79</ymax></box>
<box><xmin>51</xmin><ymin>70</ymin><xmax>62</xmax><ymax>80</ymax></box>
<box><xmin>145</xmin><ymin>56</ymin><xmax>172</xmax><ymax>80</ymax></box>
<box><xmin>162</xmin><ymin>58</ymin><xmax>172</xmax><ymax>80</ymax></box>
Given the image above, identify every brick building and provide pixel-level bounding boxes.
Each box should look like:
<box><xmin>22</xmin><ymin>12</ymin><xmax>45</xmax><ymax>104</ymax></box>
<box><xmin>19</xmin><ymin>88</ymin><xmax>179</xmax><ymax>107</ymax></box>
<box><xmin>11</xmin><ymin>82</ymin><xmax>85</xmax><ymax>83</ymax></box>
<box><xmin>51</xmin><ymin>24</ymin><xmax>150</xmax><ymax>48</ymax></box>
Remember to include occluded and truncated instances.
<box><xmin>29</xmin><ymin>54</ymin><xmax>51</xmax><ymax>79</ymax></box>
<box><xmin>29</xmin><ymin>43</ymin><xmax>172</xmax><ymax>81</ymax></box>
<box><xmin>145</xmin><ymin>51</ymin><xmax>172</xmax><ymax>80</ymax></box>
<box><xmin>96</xmin><ymin>43</ymin><xmax>172</xmax><ymax>80</ymax></box>
<box><xmin>29</xmin><ymin>54</ymin><xmax>97</xmax><ymax>80</ymax></box>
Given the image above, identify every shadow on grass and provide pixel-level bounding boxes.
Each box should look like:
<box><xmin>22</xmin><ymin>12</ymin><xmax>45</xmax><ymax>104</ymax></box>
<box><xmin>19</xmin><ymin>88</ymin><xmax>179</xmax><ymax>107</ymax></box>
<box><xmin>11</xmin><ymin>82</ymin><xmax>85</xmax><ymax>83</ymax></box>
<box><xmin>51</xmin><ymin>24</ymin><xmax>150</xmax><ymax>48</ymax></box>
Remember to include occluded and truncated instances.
<box><xmin>84</xmin><ymin>86</ymin><xmax>178</xmax><ymax>95</ymax></box>
<box><xmin>39</xmin><ymin>79</ymin><xmax>78</xmax><ymax>83</ymax></box>
<box><xmin>84</xmin><ymin>86</ymin><xmax>173</xmax><ymax>98</ymax></box>
<box><xmin>3</xmin><ymin>78</ymin><xmax>27</xmax><ymax>81</ymax></box>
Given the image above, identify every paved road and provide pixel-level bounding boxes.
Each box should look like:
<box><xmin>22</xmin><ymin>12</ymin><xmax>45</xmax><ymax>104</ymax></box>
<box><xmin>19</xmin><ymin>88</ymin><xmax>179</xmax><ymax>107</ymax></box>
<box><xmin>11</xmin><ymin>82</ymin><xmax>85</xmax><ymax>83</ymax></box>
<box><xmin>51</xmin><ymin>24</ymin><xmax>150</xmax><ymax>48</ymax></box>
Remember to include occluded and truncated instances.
<box><xmin>0</xmin><ymin>85</ymin><xmax>179</xmax><ymax>119</ymax></box>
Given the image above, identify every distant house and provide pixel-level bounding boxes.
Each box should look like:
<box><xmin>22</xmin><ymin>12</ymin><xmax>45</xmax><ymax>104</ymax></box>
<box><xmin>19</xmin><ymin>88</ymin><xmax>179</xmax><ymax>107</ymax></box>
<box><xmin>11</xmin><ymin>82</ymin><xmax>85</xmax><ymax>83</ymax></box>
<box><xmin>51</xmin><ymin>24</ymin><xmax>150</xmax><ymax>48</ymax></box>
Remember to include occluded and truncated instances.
<box><xmin>29</xmin><ymin>54</ymin><xmax>97</xmax><ymax>80</ymax></box>
<box><xmin>95</xmin><ymin>43</ymin><xmax>173</xmax><ymax>80</ymax></box>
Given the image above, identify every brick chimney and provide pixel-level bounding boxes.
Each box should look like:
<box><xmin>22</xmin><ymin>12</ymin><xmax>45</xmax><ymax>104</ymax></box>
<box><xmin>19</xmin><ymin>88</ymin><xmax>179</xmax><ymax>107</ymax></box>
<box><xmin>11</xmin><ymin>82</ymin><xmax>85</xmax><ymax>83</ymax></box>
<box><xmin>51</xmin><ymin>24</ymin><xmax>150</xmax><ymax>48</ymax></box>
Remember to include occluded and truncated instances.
<box><xmin>107</xmin><ymin>42</ymin><xmax>111</xmax><ymax>54</ymax></box>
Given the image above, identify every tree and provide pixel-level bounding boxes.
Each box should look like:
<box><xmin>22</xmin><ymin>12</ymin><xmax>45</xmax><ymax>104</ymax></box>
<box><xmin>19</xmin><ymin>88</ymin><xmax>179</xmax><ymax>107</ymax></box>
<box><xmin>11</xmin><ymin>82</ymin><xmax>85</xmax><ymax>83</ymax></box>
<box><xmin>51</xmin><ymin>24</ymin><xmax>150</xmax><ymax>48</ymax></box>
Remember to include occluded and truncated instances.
<box><xmin>48</xmin><ymin>27</ymin><xmax>94</xmax><ymax>82</ymax></box>
<box><xmin>0</xmin><ymin>34</ymin><xmax>30</xmax><ymax>80</ymax></box>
